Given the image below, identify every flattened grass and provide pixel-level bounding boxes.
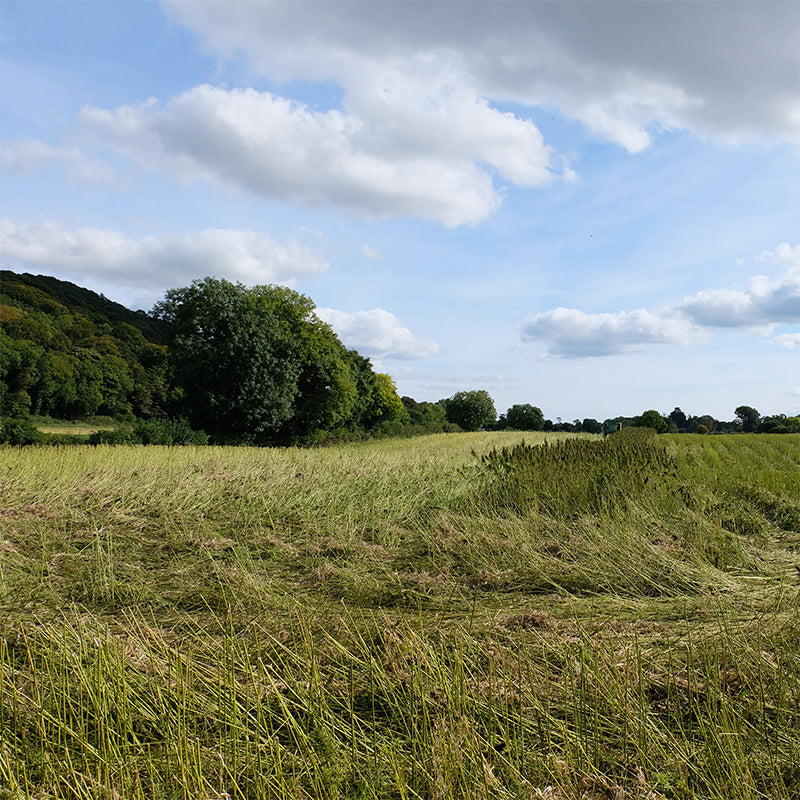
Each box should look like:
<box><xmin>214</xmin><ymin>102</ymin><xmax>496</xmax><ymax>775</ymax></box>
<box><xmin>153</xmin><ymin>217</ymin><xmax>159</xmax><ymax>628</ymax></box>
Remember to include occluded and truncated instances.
<box><xmin>1</xmin><ymin>432</ymin><xmax>799</xmax><ymax>798</ymax></box>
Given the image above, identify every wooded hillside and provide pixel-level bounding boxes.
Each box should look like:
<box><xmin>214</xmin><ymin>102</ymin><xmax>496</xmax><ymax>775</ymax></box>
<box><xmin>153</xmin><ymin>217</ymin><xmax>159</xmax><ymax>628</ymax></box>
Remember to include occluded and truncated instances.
<box><xmin>1</xmin><ymin>271</ymin><xmax>169</xmax><ymax>419</ymax></box>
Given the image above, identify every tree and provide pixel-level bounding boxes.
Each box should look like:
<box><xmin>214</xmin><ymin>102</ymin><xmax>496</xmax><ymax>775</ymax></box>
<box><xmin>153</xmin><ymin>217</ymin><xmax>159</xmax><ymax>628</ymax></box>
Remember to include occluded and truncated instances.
<box><xmin>636</xmin><ymin>409</ymin><xmax>668</xmax><ymax>433</ymax></box>
<box><xmin>735</xmin><ymin>405</ymin><xmax>760</xmax><ymax>433</ymax></box>
<box><xmin>153</xmin><ymin>277</ymin><xmax>357</xmax><ymax>444</ymax></box>
<box><xmin>504</xmin><ymin>403</ymin><xmax>545</xmax><ymax>431</ymax></box>
<box><xmin>581</xmin><ymin>418</ymin><xmax>603</xmax><ymax>434</ymax></box>
<box><xmin>687</xmin><ymin>414</ymin><xmax>716</xmax><ymax>434</ymax></box>
<box><xmin>668</xmin><ymin>407</ymin><xmax>688</xmax><ymax>432</ymax></box>
<box><xmin>370</xmin><ymin>374</ymin><xmax>407</xmax><ymax>429</ymax></box>
<box><xmin>401</xmin><ymin>396</ymin><xmax>449</xmax><ymax>430</ymax></box>
<box><xmin>444</xmin><ymin>390</ymin><xmax>496</xmax><ymax>431</ymax></box>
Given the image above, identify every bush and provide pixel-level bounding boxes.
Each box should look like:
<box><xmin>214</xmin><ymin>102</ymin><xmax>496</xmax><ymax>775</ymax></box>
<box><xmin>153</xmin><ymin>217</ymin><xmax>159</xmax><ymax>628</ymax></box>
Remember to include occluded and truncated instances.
<box><xmin>88</xmin><ymin>419</ymin><xmax>209</xmax><ymax>446</ymax></box>
<box><xmin>133</xmin><ymin>418</ymin><xmax>209</xmax><ymax>445</ymax></box>
<box><xmin>88</xmin><ymin>426</ymin><xmax>139</xmax><ymax>445</ymax></box>
<box><xmin>0</xmin><ymin>416</ymin><xmax>44</xmax><ymax>445</ymax></box>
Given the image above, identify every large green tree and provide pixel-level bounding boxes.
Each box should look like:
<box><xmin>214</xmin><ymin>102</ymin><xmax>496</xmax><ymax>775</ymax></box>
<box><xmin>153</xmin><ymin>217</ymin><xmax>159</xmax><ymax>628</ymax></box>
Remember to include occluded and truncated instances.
<box><xmin>734</xmin><ymin>405</ymin><xmax>760</xmax><ymax>433</ymax></box>
<box><xmin>636</xmin><ymin>409</ymin><xmax>668</xmax><ymax>433</ymax></box>
<box><xmin>504</xmin><ymin>403</ymin><xmax>545</xmax><ymax>431</ymax></box>
<box><xmin>444</xmin><ymin>390</ymin><xmax>496</xmax><ymax>431</ymax></box>
<box><xmin>153</xmin><ymin>278</ymin><xmax>364</xmax><ymax>444</ymax></box>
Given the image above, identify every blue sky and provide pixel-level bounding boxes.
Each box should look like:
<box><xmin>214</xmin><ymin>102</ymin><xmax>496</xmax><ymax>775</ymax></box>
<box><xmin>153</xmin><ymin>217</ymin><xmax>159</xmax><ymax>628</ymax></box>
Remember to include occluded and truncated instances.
<box><xmin>1</xmin><ymin>0</ymin><xmax>798</xmax><ymax>421</ymax></box>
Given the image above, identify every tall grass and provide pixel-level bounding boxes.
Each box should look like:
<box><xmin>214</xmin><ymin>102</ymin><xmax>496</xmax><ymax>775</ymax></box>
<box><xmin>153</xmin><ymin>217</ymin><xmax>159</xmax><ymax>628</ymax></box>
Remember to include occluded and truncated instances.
<box><xmin>1</xmin><ymin>432</ymin><xmax>799</xmax><ymax>798</ymax></box>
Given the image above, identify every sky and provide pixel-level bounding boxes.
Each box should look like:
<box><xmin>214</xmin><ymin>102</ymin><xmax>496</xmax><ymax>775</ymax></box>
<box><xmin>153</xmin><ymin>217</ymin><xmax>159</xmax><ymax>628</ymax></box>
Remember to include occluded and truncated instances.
<box><xmin>1</xmin><ymin>0</ymin><xmax>799</xmax><ymax>422</ymax></box>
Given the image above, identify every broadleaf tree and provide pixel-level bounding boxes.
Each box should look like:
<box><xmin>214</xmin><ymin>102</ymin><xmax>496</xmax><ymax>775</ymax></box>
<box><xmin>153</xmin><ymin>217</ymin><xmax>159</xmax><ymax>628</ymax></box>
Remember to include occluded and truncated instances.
<box><xmin>154</xmin><ymin>277</ymin><xmax>364</xmax><ymax>444</ymax></box>
<box><xmin>444</xmin><ymin>390</ymin><xmax>497</xmax><ymax>431</ymax></box>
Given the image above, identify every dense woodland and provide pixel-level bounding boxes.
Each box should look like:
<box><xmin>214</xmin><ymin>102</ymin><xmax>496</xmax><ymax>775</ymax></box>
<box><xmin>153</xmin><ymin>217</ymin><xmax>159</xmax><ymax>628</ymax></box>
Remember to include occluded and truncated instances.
<box><xmin>2</xmin><ymin>269</ymin><xmax>798</xmax><ymax>444</ymax></box>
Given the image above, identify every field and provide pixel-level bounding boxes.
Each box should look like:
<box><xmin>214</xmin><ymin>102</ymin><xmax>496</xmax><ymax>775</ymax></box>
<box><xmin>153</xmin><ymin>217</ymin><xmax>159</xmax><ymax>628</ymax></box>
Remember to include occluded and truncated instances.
<box><xmin>1</xmin><ymin>431</ymin><xmax>799</xmax><ymax>799</ymax></box>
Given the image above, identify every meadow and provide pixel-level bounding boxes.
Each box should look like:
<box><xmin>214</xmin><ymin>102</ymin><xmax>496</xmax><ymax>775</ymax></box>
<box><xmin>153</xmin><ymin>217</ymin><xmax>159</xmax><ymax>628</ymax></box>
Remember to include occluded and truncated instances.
<box><xmin>0</xmin><ymin>431</ymin><xmax>798</xmax><ymax>799</ymax></box>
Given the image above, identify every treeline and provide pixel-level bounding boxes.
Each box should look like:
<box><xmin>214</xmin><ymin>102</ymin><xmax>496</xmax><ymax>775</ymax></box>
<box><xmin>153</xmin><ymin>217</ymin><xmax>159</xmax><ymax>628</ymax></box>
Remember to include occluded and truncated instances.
<box><xmin>418</xmin><ymin>391</ymin><xmax>799</xmax><ymax>435</ymax></box>
<box><xmin>2</xmin><ymin>271</ymin><xmax>797</xmax><ymax>446</ymax></box>
<box><xmin>1</xmin><ymin>273</ymin><xmax>432</xmax><ymax>445</ymax></box>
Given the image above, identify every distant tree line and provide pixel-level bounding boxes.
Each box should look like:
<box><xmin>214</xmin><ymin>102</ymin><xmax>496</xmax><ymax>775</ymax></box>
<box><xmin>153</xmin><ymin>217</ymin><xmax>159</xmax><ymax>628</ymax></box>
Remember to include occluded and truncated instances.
<box><xmin>431</xmin><ymin>391</ymin><xmax>799</xmax><ymax>436</ymax></box>
<box><xmin>2</xmin><ymin>271</ymin><xmax>798</xmax><ymax>445</ymax></box>
<box><xmin>1</xmin><ymin>273</ymin><xmax>417</xmax><ymax>445</ymax></box>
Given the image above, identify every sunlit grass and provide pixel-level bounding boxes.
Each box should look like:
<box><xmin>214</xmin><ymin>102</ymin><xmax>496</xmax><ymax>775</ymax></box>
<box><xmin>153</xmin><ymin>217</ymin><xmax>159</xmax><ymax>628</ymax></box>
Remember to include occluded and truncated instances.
<box><xmin>1</xmin><ymin>432</ymin><xmax>799</xmax><ymax>798</ymax></box>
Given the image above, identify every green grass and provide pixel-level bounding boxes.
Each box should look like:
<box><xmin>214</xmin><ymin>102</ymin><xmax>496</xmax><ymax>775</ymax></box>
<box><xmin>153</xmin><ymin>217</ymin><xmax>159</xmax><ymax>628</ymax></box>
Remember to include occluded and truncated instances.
<box><xmin>1</xmin><ymin>432</ymin><xmax>799</xmax><ymax>798</ymax></box>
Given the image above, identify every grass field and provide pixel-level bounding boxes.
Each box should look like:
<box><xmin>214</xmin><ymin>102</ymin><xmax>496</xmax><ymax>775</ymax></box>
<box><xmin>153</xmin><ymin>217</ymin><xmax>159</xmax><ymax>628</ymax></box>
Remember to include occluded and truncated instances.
<box><xmin>1</xmin><ymin>431</ymin><xmax>798</xmax><ymax>799</ymax></box>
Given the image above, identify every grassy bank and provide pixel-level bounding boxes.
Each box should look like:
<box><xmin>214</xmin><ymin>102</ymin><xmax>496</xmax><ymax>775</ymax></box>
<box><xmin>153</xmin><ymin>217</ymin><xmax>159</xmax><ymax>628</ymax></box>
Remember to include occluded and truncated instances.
<box><xmin>1</xmin><ymin>432</ymin><xmax>798</xmax><ymax>799</ymax></box>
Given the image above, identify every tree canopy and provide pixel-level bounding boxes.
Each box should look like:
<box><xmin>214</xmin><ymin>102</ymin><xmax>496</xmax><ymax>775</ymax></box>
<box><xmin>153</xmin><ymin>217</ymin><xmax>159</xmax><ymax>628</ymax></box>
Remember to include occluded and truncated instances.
<box><xmin>503</xmin><ymin>403</ymin><xmax>545</xmax><ymax>431</ymax></box>
<box><xmin>1</xmin><ymin>271</ymin><xmax>168</xmax><ymax>419</ymax></box>
<box><xmin>152</xmin><ymin>277</ymin><xmax>404</xmax><ymax>444</ymax></box>
<box><xmin>444</xmin><ymin>390</ymin><xmax>497</xmax><ymax>431</ymax></box>
<box><xmin>634</xmin><ymin>410</ymin><xmax>668</xmax><ymax>434</ymax></box>
<box><xmin>735</xmin><ymin>405</ymin><xmax>760</xmax><ymax>433</ymax></box>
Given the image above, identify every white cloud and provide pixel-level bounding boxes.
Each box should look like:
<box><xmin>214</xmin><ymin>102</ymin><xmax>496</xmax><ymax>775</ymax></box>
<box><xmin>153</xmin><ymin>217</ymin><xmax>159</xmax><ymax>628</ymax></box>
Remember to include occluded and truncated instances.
<box><xmin>681</xmin><ymin>244</ymin><xmax>800</xmax><ymax>329</ymax></box>
<box><xmin>0</xmin><ymin>139</ymin><xmax>115</xmax><ymax>183</ymax></box>
<box><xmin>316</xmin><ymin>307</ymin><xmax>439</xmax><ymax>360</ymax></box>
<box><xmin>163</xmin><ymin>0</ymin><xmax>799</xmax><ymax>149</ymax></box>
<box><xmin>775</xmin><ymin>334</ymin><xmax>800</xmax><ymax>349</ymax></box>
<box><xmin>361</xmin><ymin>243</ymin><xmax>386</xmax><ymax>262</ymax></box>
<box><xmin>520</xmin><ymin>307</ymin><xmax>704</xmax><ymax>357</ymax></box>
<box><xmin>0</xmin><ymin>219</ymin><xmax>328</xmax><ymax>305</ymax></box>
<box><xmin>79</xmin><ymin>82</ymin><xmax>564</xmax><ymax>226</ymax></box>
<box><xmin>521</xmin><ymin>244</ymin><xmax>800</xmax><ymax>357</ymax></box>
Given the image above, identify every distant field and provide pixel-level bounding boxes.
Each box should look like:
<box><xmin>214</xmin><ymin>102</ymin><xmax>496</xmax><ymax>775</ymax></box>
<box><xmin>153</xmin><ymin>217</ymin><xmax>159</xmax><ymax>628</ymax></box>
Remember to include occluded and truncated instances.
<box><xmin>32</xmin><ymin>417</ymin><xmax>118</xmax><ymax>437</ymax></box>
<box><xmin>1</xmin><ymin>432</ymin><xmax>798</xmax><ymax>799</ymax></box>
<box><xmin>36</xmin><ymin>425</ymin><xmax>115</xmax><ymax>436</ymax></box>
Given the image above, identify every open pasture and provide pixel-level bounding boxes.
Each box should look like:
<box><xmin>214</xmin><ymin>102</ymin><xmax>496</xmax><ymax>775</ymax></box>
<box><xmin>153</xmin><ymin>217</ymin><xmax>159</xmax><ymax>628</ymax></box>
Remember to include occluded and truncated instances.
<box><xmin>1</xmin><ymin>432</ymin><xmax>799</xmax><ymax>799</ymax></box>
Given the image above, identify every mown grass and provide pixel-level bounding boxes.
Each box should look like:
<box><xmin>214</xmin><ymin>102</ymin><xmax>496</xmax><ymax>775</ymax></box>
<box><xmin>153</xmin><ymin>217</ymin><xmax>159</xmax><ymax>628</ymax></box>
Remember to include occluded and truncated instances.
<box><xmin>1</xmin><ymin>431</ymin><xmax>798</xmax><ymax>799</ymax></box>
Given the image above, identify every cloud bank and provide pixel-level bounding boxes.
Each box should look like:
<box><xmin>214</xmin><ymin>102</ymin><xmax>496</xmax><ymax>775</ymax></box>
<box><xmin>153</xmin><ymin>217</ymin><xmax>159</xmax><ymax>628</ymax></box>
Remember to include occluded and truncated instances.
<box><xmin>521</xmin><ymin>244</ymin><xmax>800</xmax><ymax>356</ymax></box>
<box><xmin>316</xmin><ymin>307</ymin><xmax>440</xmax><ymax>360</ymax></box>
<box><xmin>163</xmin><ymin>0</ymin><xmax>799</xmax><ymax>149</ymax></box>
<box><xmin>0</xmin><ymin>219</ymin><xmax>327</xmax><ymax>303</ymax></box>
<box><xmin>10</xmin><ymin>2</ymin><xmax>794</xmax><ymax>227</ymax></box>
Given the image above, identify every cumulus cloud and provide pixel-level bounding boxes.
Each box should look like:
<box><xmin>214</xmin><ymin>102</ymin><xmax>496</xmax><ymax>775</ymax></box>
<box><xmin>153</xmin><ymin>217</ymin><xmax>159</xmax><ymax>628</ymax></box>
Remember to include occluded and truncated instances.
<box><xmin>0</xmin><ymin>219</ymin><xmax>328</xmax><ymax>303</ymax></box>
<box><xmin>79</xmin><ymin>81</ymin><xmax>562</xmax><ymax>226</ymax></box>
<box><xmin>62</xmin><ymin>1</ymin><xmax>795</xmax><ymax>224</ymax></box>
<box><xmin>520</xmin><ymin>307</ymin><xmax>704</xmax><ymax>357</ymax></box>
<box><xmin>316</xmin><ymin>307</ymin><xmax>439</xmax><ymax>360</ymax></box>
<box><xmin>682</xmin><ymin>244</ymin><xmax>800</xmax><ymax>329</ymax></box>
<box><xmin>163</xmin><ymin>0</ymin><xmax>799</xmax><ymax>149</ymax></box>
<box><xmin>521</xmin><ymin>244</ymin><xmax>800</xmax><ymax>357</ymax></box>
<box><xmin>775</xmin><ymin>334</ymin><xmax>800</xmax><ymax>349</ymax></box>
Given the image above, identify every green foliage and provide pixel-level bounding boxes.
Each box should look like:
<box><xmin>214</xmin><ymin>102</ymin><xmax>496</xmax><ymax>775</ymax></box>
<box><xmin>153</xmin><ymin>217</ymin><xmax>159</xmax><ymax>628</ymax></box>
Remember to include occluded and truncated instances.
<box><xmin>371</xmin><ymin>374</ymin><xmax>407</xmax><ymax>426</ymax></box>
<box><xmin>154</xmin><ymin>277</ymin><xmax>299</xmax><ymax>442</ymax></box>
<box><xmin>444</xmin><ymin>389</ymin><xmax>496</xmax><ymax>431</ymax></box>
<box><xmin>153</xmin><ymin>277</ymin><xmax>405</xmax><ymax>444</ymax></box>
<box><xmin>478</xmin><ymin>428</ymin><xmax>675</xmax><ymax>520</ymax></box>
<box><xmin>758</xmin><ymin>414</ymin><xmax>800</xmax><ymax>434</ymax></box>
<box><xmin>581</xmin><ymin>417</ymin><xmax>602</xmax><ymax>434</ymax></box>
<box><xmin>401</xmin><ymin>396</ymin><xmax>452</xmax><ymax>431</ymax></box>
<box><xmin>635</xmin><ymin>408</ymin><xmax>668</xmax><ymax>433</ymax></box>
<box><xmin>735</xmin><ymin>404</ymin><xmax>760</xmax><ymax>432</ymax></box>
<box><xmin>503</xmin><ymin>403</ymin><xmax>545</xmax><ymax>430</ymax></box>
<box><xmin>133</xmin><ymin>418</ymin><xmax>209</xmax><ymax>445</ymax></box>
<box><xmin>0</xmin><ymin>416</ymin><xmax>44</xmax><ymax>445</ymax></box>
<box><xmin>1</xmin><ymin>272</ymin><xmax>168</xmax><ymax>419</ymax></box>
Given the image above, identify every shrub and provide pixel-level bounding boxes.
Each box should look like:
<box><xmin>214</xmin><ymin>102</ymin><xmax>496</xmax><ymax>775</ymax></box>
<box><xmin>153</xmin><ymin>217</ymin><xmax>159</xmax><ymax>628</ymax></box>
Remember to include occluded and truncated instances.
<box><xmin>88</xmin><ymin>426</ymin><xmax>139</xmax><ymax>445</ymax></box>
<box><xmin>0</xmin><ymin>416</ymin><xmax>44</xmax><ymax>445</ymax></box>
<box><xmin>133</xmin><ymin>418</ymin><xmax>208</xmax><ymax>445</ymax></box>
